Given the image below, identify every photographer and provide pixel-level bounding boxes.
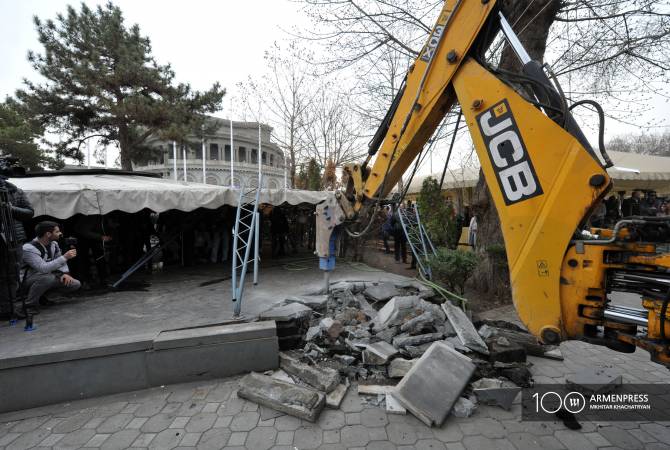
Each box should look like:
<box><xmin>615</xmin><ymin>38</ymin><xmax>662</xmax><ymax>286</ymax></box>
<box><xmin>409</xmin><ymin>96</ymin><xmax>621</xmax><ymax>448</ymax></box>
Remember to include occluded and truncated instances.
<box><xmin>21</xmin><ymin>221</ymin><xmax>80</xmax><ymax>314</ymax></box>
<box><xmin>0</xmin><ymin>157</ymin><xmax>34</xmax><ymax>319</ymax></box>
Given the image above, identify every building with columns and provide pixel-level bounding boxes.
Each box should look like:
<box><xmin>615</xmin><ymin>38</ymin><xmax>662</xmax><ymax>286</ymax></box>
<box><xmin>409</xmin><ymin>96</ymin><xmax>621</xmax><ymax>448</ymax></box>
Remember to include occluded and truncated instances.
<box><xmin>133</xmin><ymin>117</ymin><xmax>286</xmax><ymax>189</ymax></box>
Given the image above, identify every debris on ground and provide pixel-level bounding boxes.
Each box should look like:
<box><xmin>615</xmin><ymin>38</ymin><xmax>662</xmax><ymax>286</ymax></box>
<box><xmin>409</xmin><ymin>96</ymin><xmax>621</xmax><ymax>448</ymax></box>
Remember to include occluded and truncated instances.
<box><xmin>566</xmin><ymin>367</ymin><xmax>622</xmax><ymax>394</ymax></box>
<box><xmin>250</xmin><ymin>279</ymin><xmax>561</xmax><ymax>426</ymax></box>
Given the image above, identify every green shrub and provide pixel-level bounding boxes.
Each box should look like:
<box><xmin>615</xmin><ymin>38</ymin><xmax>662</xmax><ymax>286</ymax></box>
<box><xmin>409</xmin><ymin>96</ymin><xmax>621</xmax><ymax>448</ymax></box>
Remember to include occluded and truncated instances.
<box><xmin>417</xmin><ymin>177</ymin><xmax>459</xmax><ymax>248</ymax></box>
<box><xmin>428</xmin><ymin>247</ymin><xmax>480</xmax><ymax>295</ymax></box>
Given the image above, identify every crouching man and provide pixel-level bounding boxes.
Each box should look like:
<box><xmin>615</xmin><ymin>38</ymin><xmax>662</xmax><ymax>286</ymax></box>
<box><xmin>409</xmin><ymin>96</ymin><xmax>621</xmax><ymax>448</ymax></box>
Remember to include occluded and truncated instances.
<box><xmin>22</xmin><ymin>221</ymin><xmax>80</xmax><ymax>314</ymax></box>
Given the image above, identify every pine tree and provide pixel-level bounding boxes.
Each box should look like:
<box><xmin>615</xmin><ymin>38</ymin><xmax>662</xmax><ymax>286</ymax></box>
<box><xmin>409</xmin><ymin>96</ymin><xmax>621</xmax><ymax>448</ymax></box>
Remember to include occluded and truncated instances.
<box><xmin>306</xmin><ymin>158</ymin><xmax>322</xmax><ymax>191</ymax></box>
<box><xmin>0</xmin><ymin>99</ymin><xmax>57</xmax><ymax>170</ymax></box>
<box><xmin>17</xmin><ymin>2</ymin><xmax>224</xmax><ymax>170</ymax></box>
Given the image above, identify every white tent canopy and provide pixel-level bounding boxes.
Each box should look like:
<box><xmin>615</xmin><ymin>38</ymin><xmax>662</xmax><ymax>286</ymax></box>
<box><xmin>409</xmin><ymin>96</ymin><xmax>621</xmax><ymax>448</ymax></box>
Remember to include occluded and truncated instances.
<box><xmin>405</xmin><ymin>151</ymin><xmax>670</xmax><ymax>195</ymax></box>
<box><xmin>9</xmin><ymin>172</ymin><xmax>330</xmax><ymax>219</ymax></box>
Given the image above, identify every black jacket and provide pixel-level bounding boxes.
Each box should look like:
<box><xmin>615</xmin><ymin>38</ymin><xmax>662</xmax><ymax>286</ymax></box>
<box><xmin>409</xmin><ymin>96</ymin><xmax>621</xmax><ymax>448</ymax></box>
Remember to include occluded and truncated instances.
<box><xmin>0</xmin><ymin>178</ymin><xmax>34</xmax><ymax>244</ymax></box>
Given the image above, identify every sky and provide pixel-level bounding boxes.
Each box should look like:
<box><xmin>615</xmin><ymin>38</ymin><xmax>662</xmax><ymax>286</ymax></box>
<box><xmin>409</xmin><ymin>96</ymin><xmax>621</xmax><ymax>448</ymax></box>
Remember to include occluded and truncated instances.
<box><xmin>1</xmin><ymin>0</ymin><xmax>668</xmax><ymax>174</ymax></box>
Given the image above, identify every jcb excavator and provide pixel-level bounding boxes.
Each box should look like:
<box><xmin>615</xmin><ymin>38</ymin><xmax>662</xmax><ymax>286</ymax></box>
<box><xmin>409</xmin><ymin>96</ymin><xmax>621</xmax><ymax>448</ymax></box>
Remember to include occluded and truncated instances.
<box><xmin>315</xmin><ymin>0</ymin><xmax>670</xmax><ymax>367</ymax></box>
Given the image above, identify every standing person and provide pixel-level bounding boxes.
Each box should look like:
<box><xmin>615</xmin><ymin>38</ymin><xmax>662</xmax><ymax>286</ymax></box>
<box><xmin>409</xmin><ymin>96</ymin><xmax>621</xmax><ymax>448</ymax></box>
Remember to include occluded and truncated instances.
<box><xmin>21</xmin><ymin>221</ymin><xmax>80</xmax><ymax>315</ymax></box>
<box><xmin>271</xmin><ymin>207</ymin><xmax>289</xmax><ymax>258</ymax></box>
<box><xmin>622</xmin><ymin>190</ymin><xmax>642</xmax><ymax>217</ymax></box>
<box><xmin>0</xmin><ymin>160</ymin><xmax>34</xmax><ymax>319</ymax></box>
<box><xmin>391</xmin><ymin>204</ymin><xmax>407</xmax><ymax>263</ymax></box>
<box><xmin>468</xmin><ymin>213</ymin><xmax>478</xmax><ymax>247</ymax></box>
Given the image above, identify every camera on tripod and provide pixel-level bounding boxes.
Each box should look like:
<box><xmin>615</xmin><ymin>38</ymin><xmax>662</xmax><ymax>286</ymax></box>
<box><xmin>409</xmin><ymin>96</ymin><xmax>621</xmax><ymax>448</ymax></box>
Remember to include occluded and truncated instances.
<box><xmin>64</xmin><ymin>237</ymin><xmax>78</xmax><ymax>249</ymax></box>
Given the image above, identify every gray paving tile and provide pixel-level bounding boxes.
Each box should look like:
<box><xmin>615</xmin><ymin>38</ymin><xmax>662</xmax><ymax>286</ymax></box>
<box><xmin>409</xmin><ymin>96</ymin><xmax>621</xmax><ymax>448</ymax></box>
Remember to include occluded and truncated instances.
<box><xmin>598</xmin><ymin>426</ymin><xmax>644</xmax><ymax>449</ymax></box>
<box><xmin>148</xmin><ymin>428</ymin><xmax>183</xmax><ymax>449</ymax></box>
<box><xmin>416</xmin><ymin>439</ymin><xmax>447</xmax><ymax>450</ymax></box>
<box><xmin>56</xmin><ymin>428</ymin><xmax>97</xmax><ymax>448</ymax></box>
<box><xmin>179</xmin><ymin>432</ymin><xmax>201</xmax><ymax>446</ymax></box>
<box><xmin>340</xmin><ymin>424</ymin><xmax>371</xmax><ymax>447</ymax></box>
<box><xmin>84</xmin><ymin>433</ymin><xmax>111</xmax><ymax>447</ymax></box>
<box><xmin>227</xmin><ymin>431</ymin><xmax>247</xmax><ymax>446</ymax></box>
<box><xmin>323</xmin><ymin>429</ymin><xmax>340</xmax><ymax>444</ymax></box>
<box><xmin>554</xmin><ymin>430</ymin><xmax>597</xmax><ymax>450</ymax></box>
<box><xmin>346</xmin><ymin>412</ymin><xmax>362</xmax><ymax>425</ymax></box>
<box><xmin>97</xmin><ymin>413</ymin><xmax>134</xmax><ymax>433</ymax></box>
<box><xmin>433</xmin><ymin>421</ymin><xmax>464</xmax><ymax>443</ymax></box>
<box><xmin>369</xmin><ymin>426</ymin><xmax>388</xmax><ymax>441</ymax></box>
<box><xmin>276</xmin><ymin>430</ymin><xmax>293</xmax><ymax>445</ymax></box>
<box><xmin>184</xmin><ymin>413</ymin><xmax>216</xmax><ymax>433</ymax></box>
<box><xmin>245</xmin><ymin>427</ymin><xmax>277</xmax><ymax>450</ymax></box>
<box><xmin>274</xmin><ymin>415</ymin><xmax>302</xmax><ymax>431</ymax></box>
<box><xmin>318</xmin><ymin>409</ymin><xmax>346</xmax><ymax>430</ymax></box>
<box><xmin>10</xmin><ymin>416</ymin><xmax>48</xmax><ymax>433</ymax></box>
<box><xmin>386</xmin><ymin>423</ymin><xmax>418</xmax><ymax>446</ymax></box>
<box><xmin>195</xmin><ymin>427</ymin><xmax>231</xmax><ymax>450</ymax></box>
<box><xmin>293</xmin><ymin>427</ymin><xmax>323</xmax><ymax>449</ymax></box>
<box><xmin>366</xmin><ymin>442</ymin><xmax>397</xmax><ymax>450</ymax></box>
<box><xmin>130</xmin><ymin>432</ymin><xmax>156</xmax><ymax>447</ymax></box>
<box><xmin>229</xmin><ymin>411</ymin><xmax>259</xmax><ymax>432</ymax></box>
<box><xmin>39</xmin><ymin>432</ymin><xmax>65</xmax><ymax>446</ymax></box>
<box><xmin>361</xmin><ymin>408</ymin><xmax>389</xmax><ymax>427</ymax></box>
<box><xmin>100</xmin><ymin>429</ymin><xmax>141</xmax><ymax>450</ymax></box>
<box><xmin>141</xmin><ymin>413</ymin><xmax>175</xmax><ymax>433</ymax></box>
<box><xmin>640</xmin><ymin>423</ymin><xmax>670</xmax><ymax>443</ymax></box>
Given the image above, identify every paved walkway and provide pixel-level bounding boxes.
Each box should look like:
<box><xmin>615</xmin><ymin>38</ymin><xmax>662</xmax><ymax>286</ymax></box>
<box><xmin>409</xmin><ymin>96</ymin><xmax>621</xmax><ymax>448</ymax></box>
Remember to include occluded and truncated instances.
<box><xmin>0</xmin><ymin>336</ymin><xmax>668</xmax><ymax>449</ymax></box>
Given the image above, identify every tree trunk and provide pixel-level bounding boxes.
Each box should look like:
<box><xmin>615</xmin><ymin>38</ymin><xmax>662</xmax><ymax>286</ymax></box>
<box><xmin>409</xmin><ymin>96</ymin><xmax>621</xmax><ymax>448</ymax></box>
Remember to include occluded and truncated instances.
<box><xmin>118</xmin><ymin>124</ymin><xmax>133</xmax><ymax>171</ymax></box>
<box><xmin>471</xmin><ymin>0</ymin><xmax>561</xmax><ymax>301</ymax></box>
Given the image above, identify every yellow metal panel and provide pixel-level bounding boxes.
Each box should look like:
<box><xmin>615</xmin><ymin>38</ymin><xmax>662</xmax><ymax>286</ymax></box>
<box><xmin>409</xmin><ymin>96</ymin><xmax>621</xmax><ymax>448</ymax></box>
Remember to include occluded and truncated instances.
<box><xmin>453</xmin><ymin>58</ymin><xmax>610</xmax><ymax>340</ymax></box>
<box><xmin>362</xmin><ymin>0</ymin><xmax>496</xmax><ymax>203</ymax></box>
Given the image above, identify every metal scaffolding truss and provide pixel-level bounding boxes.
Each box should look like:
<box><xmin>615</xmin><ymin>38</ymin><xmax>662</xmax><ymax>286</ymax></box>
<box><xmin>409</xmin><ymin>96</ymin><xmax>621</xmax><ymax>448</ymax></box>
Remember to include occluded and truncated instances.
<box><xmin>231</xmin><ymin>178</ymin><xmax>262</xmax><ymax>317</ymax></box>
<box><xmin>399</xmin><ymin>204</ymin><xmax>437</xmax><ymax>280</ymax></box>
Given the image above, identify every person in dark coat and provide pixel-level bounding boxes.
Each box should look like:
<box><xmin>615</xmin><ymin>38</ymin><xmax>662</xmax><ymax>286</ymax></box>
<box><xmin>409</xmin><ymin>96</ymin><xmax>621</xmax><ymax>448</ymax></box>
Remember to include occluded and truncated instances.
<box><xmin>0</xmin><ymin>165</ymin><xmax>34</xmax><ymax>318</ymax></box>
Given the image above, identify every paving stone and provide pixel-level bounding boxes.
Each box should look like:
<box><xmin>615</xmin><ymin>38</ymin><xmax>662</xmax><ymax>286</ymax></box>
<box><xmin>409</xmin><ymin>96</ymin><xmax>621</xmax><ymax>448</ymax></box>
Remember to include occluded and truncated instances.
<box><xmin>5</xmin><ymin>428</ymin><xmax>50</xmax><ymax>450</ymax></box>
<box><xmin>100</xmin><ymin>429</ymin><xmax>141</xmax><ymax>450</ymax></box>
<box><xmin>340</xmin><ymin>387</ymin><xmax>365</xmax><ymax>413</ymax></box>
<box><xmin>96</xmin><ymin>401</ymin><xmax>128</xmax><ymax>417</ymax></box>
<box><xmin>554</xmin><ymin>430</ymin><xmax>597</xmax><ymax>450</ymax></box>
<box><xmin>432</xmin><ymin>421</ymin><xmax>463</xmax><ymax>443</ymax></box>
<box><xmin>229</xmin><ymin>411</ymin><xmax>260</xmax><ymax>432</ymax></box>
<box><xmin>10</xmin><ymin>416</ymin><xmax>48</xmax><ymax>433</ymax></box>
<box><xmin>442</xmin><ymin>302</ymin><xmax>488</xmax><ymax>354</ymax></box>
<box><xmin>318</xmin><ymin>444</ymin><xmax>347</xmax><ymax>450</ymax></box>
<box><xmin>38</xmin><ymin>432</ymin><xmax>64</xmax><ymax>446</ymax></box>
<box><xmin>227</xmin><ymin>431</ymin><xmax>248</xmax><ymax>446</ymax></box>
<box><xmin>368</xmin><ymin>426</ymin><xmax>388</xmax><ymax>441</ymax></box>
<box><xmin>0</xmin><ymin>433</ymin><xmax>19</xmax><ymax>446</ymax></box>
<box><xmin>461</xmin><ymin>435</ymin><xmax>515</xmax><ymax>450</ymax></box>
<box><xmin>126</xmin><ymin>417</ymin><xmax>148</xmax><ymax>430</ymax></box>
<box><xmin>170</xmin><ymin>417</ymin><xmax>190</xmax><ymax>429</ymax></box>
<box><xmin>217</xmin><ymin>397</ymin><xmax>245</xmax><ymax>416</ymax></box>
<box><xmin>274</xmin><ymin>415</ymin><xmax>302</xmax><ymax>431</ymax></box>
<box><xmin>389</xmin><ymin>358</ymin><xmax>416</xmax><ymax>378</ymax></box>
<box><xmin>162</xmin><ymin>403</ymin><xmax>182</xmax><ymax>414</ymax></box>
<box><xmin>597</xmin><ymin>426</ymin><xmax>644</xmax><ymax>449</ymax></box>
<box><xmin>415</xmin><ymin>439</ymin><xmax>447</xmax><ymax>450</ymax></box>
<box><xmin>386</xmin><ymin>423</ymin><xmax>418</xmax><ymax>445</ymax></box>
<box><xmin>346</xmin><ymin>412</ymin><xmax>362</xmax><ymax>425</ymax></box>
<box><xmin>85</xmin><ymin>433</ymin><xmax>111</xmax><ymax>447</ymax></box>
<box><xmin>97</xmin><ymin>413</ymin><xmax>134</xmax><ymax>433</ymax></box>
<box><xmin>56</xmin><ymin>428</ymin><xmax>96</xmax><ymax>448</ymax></box>
<box><xmin>363</xmin><ymin>341</ymin><xmax>399</xmax><ymax>365</ymax></box>
<box><xmin>565</xmin><ymin>368</ymin><xmax>622</xmax><ymax>394</ymax></box>
<box><xmin>366</xmin><ymin>442</ymin><xmax>397</xmax><ymax>450</ymax></box>
<box><xmin>293</xmin><ymin>427</ymin><xmax>323</xmax><ymax>449</ymax></box>
<box><xmin>394</xmin><ymin>341</ymin><xmax>475</xmax><ymax>427</ymax></box>
<box><xmin>258</xmin><ymin>417</ymin><xmax>275</xmax><ymax>426</ymax></box>
<box><xmin>361</xmin><ymin>408</ymin><xmax>389</xmax><ymax>427</ymax></box>
<box><xmin>640</xmin><ymin>423</ymin><xmax>670</xmax><ymax>443</ymax></box>
<box><xmin>237</xmin><ymin>372</ymin><xmax>325</xmax><ymax>422</ymax></box>
<box><xmin>242</xmin><ymin>401</ymin><xmax>259</xmax><ymax>411</ymax></box>
<box><xmin>184</xmin><ymin>413</ymin><xmax>217</xmax><ymax>433</ymax></box>
<box><xmin>317</xmin><ymin>409</ymin><xmax>346</xmax><ymax>430</ymax></box>
<box><xmin>245</xmin><ymin>427</ymin><xmax>277</xmax><ymax>450</ymax></box>
<box><xmin>213</xmin><ymin>416</ymin><xmax>232</xmax><ymax>428</ymax></box>
<box><xmin>141</xmin><ymin>413</ymin><xmax>176</xmax><ymax>433</ymax></box>
<box><xmin>393</xmin><ymin>332</ymin><xmax>444</xmax><ymax>349</ymax></box>
<box><xmin>364</xmin><ymin>283</ymin><xmax>401</xmax><ymax>302</ymax></box>
<box><xmin>584</xmin><ymin>431</ymin><xmax>613</xmax><ymax>447</ymax></box>
<box><xmin>196</xmin><ymin>427</ymin><xmax>231</xmax><ymax>450</ymax></box>
<box><xmin>149</xmin><ymin>428</ymin><xmax>183</xmax><ymax>449</ymax></box>
<box><xmin>277</xmin><ymin>430</ymin><xmax>294</xmax><ymax>445</ymax></box>
<box><xmin>84</xmin><ymin>417</ymin><xmax>106</xmax><ymax>429</ymax></box>
<box><xmin>458</xmin><ymin>418</ymin><xmax>506</xmax><ymax>438</ymax></box>
<box><xmin>260</xmin><ymin>405</ymin><xmax>285</xmax><ymax>420</ymax></box>
<box><xmin>340</xmin><ymin>425</ymin><xmax>371</xmax><ymax>447</ymax></box>
<box><xmin>177</xmin><ymin>400</ymin><xmax>206</xmax><ymax>416</ymax></box>
<box><xmin>52</xmin><ymin>412</ymin><xmax>92</xmax><ymax>433</ymax></box>
<box><xmin>386</xmin><ymin>394</ymin><xmax>407</xmax><ymax>415</ymax></box>
<box><xmin>178</xmin><ymin>432</ymin><xmax>201</xmax><ymax>446</ymax></box>
<box><xmin>204</xmin><ymin>384</ymin><xmax>233</xmax><ymax>402</ymax></box>
<box><xmin>326</xmin><ymin>383</ymin><xmax>349</xmax><ymax>409</ymax></box>
<box><xmin>201</xmin><ymin>402</ymin><xmax>219</xmax><ymax>413</ymax></box>
<box><xmin>131</xmin><ymin>432</ymin><xmax>156</xmax><ymax>447</ymax></box>
<box><xmin>120</xmin><ymin>403</ymin><xmax>140</xmax><ymax>414</ymax></box>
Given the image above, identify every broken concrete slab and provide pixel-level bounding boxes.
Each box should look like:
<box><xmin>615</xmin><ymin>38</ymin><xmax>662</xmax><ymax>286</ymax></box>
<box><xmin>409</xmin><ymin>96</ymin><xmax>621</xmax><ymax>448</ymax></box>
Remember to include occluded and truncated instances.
<box><xmin>326</xmin><ymin>382</ymin><xmax>349</xmax><ymax>409</ymax></box>
<box><xmin>442</xmin><ymin>302</ymin><xmax>489</xmax><ymax>355</ymax></box>
<box><xmin>358</xmin><ymin>384</ymin><xmax>396</xmax><ymax>395</ymax></box>
<box><xmin>271</xmin><ymin>369</ymin><xmax>296</xmax><ymax>384</ymax></box>
<box><xmin>319</xmin><ymin>318</ymin><xmax>344</xmax><ymax>339</ymax></box>
<box><xmin>374</xmin><ymin>326</ymin><xmax>400</xmax><ymax>344</ymax></box>
<box><xmin>364</xmin><ymin>283</ymin><xmax>401</xmax><ymax>302</ymax></box>
<box><xmin>305</xmin><ymin>326</ymin><xmax>322</xmax><ymax>342</ymax></box>
<box><xmin>333</xmin><ymin>354</ymin><xmax>355</xmax><ymax>365</ymax></box>
<box><xmin>362</xmin><ymin>341</ymin><xmax>398</xmax><ymax>365</ymax></box>
<box><xmin>488</xmin><ymin>341</ymin><xmax>526</xmax><ymax>363</ymax></box>
<box><xmin>237</xmin><ymin>372</ymin><xmax>325</xmax><ymax>422</ymax></box>
<box><xmin>260</xmin><ymin>302</ymin><xmax>313</xmax><ymax>321</ymax></box>
<box><xmin>394</xmin><ymin>341</ymin><xmax>476</xmax><ymax>427</ymax></box>
<box><xmin>373</xmin><ymin>296</ymin><xmax>420</xmax><ymax>331</ymax></box>
<box><xmin>284</xmin><ymin>295</ymin><xmax>329</xmax><ymax>311</ymax></box>
<box><xmin>452</xmin><ymin>396</ymin><xmax>477</xmax><ymax>418</ymax></box>
<box><xmin>403</xmin><ymin>342</ymin><xmax>434</xmax><ymax>359</ymax></box>
<box><xmin>386</xmin><ymin>394</ymin><xmax>407</xmax><ymax>415</ymax></box>
<box><xmin>393</xmin><ymin>332</ymin><xmax>444</xmax><ymax>349</ymax></box>
<box><xmin>329</xmin><ymin>281</ymin><xmax>355</xmax><ymax>292</ymax></box>
<box><xmin>566</xmin><ymin>367</ymin><xmax>622</xmax><ymax>394</ymax></box>
<box><xmin>279</xmin><ymin>352</ymin><xmax>340</xmax><ymax>393</ymax></box>
<box><xmin>388</xmin><ymin>358</ymin><xmax>416</xmax><ymax>378</ymax></box>
<box><xmin>472</xmin><ymin>378</ymin><xmax>521</xmax><ymax>410</ymax></box>
<box><xmin>444</xmin><ymin>336</ymin><xmax>472</xmax><ymax>353</ymax></box>
<box><xmin>356</xmin><ymin>294</ymin><xmax>378</xmax><ymax>320</ymax></box>
<box><xmin>400</xmin><ymin>311</ymin><xmax>435</xmax><ymax>334</ymax></box>
<box><xmin>542</xmin><ymin>347</ymin><xmax>564</xmax><ymax>360</ymax></box>
<box><xmin>260</xmin><ymin>405</ymin><xmax>285</xmax><ymax>420</ymax></box>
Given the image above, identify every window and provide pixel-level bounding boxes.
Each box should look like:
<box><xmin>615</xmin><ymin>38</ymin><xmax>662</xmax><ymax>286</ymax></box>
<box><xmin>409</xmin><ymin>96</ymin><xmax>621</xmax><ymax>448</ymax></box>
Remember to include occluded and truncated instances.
<box><xmin>251</xmin><ymin>148</ymin><xmax>258</xmax><ymax>164</ymax></box>
<box><xmin>195</xmin><ymin>145</ymin><xmax>203</xmax><ymax>160</ymax></box>
<box><xmin>224</xmin><ymin>144</ymin><xmax>231</xmax><ymax>161</ymax></box>
<box><xmin>270</xmin><ymin>154</ymin><xmax>274</xmax><ymax>166</ymax></box>
<box><xmin>262</xmin><ymin>151</ymin><xmax>267</xmax><ymax>165</ymax></box>
<box><xmin>239</xmin><ymin>146</ymin><xmax>247</xmax><ymax>162</ymax></box>
<box><xmin>210</xmin><ymin>143</ymin><xmax>219</xmax><ymax>160</ymax></box>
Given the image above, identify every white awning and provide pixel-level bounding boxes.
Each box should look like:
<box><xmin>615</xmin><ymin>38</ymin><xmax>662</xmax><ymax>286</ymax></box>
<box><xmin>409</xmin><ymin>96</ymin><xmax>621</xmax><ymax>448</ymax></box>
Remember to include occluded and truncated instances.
<box><xmin>9</xmin><ymin>172</ymin><xmax>331</xmax><ymax>219</ymax></box>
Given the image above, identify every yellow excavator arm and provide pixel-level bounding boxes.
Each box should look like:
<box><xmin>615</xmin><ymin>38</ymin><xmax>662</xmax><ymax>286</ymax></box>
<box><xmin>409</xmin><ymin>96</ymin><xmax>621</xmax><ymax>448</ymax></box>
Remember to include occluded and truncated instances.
<box><xmin>316</xmin><ymin>0</ymin><xmax>670</xmax><ymax>366</ymax></box>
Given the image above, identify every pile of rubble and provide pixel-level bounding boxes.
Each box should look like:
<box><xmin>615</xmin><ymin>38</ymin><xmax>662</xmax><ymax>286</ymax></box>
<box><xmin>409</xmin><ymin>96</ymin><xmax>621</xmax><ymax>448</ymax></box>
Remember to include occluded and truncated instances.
<box><xmin>241</xmin><ymin>280</ymin><xmax>563</xmax><ymax>427</ymax></box>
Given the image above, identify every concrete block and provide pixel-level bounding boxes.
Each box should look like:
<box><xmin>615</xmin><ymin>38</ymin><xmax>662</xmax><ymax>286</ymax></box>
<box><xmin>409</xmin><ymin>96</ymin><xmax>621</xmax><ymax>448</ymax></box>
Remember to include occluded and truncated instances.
<box><xmin>472</xmin><ymin>378</ymin><xmax>521</xmax><ymax>410</ymax></box>
<box><xmin>385</xmin><ymin>394</ymin><xmax>406</xmax><ymax>415</ymax></box>
<box><xmin>566</xmin><ymin>368</ymin><xmax>622</xmax><ymax>394</ymax></box>
<box><xmin>373</xmin><ymin>296</ymin><xmax>420</xmax><ymax>331</ymax></box>
<box><xmin>305</xmin><ymin>326</ymin><xmax>322</xmax><ymax>342</ymax></box>
<box><xmin>400</xmin><ymin>312</ymin><xmax>435</xmax><ymax>334</ymax></box>
<box><xmin>393</xmin><ymin>332</ymin><xmax>443</xmax><ymax>349</ymax></box>
<box><xmin>542</xmin><ymin>347</ymin><xmax>564</xmax><ymax>360</ymax></box>
<box><xmin>442</xmin><ymin>303</ymin><xmax>489</xmax><ymax>355</ymax></box>
<box><xmin>374</xmin><ymin>326</ymin><xmax>399</xmax><ymax>344</ymax></box>
<box><xmin>388</xmin><ymin>358</ymin><xmax>416</xmax><ymax>378</ymax></box>
<box><xmin>284</xmin><ymin>295</ymin><xmax>329</xmax><ymax>311</ymax></box>
<box><xmin>362</xmin><ymin>341</ymin><xmax>398</xmax><ymax>365</ymax></box>
<box><xmin>364</xmin><ymin>283</ymin><xmax>401</xmax><ymax>302</ymax></box>
<box><xmin>259</xmin><ymin>302</ymin><xmax>313</xmax><ymax>321</ymax></box>
<box><xmin>488</xmin><ymin>341</ymin><xmax>526</xmax><ymax>363</ymax></box>
<box><xmin>358</xmin><ymin>384</ymin><xmax>396</xmax><ymax>395</ymax></box>
<box><xmin>279</xmin><ymin>352</ymin><xmax>340</xmax><ymax>393</ymax></box>
<box><xmin>153</xmin><ymin>321</ymin><xmax>277</xmax><ymax>350</ymax></box>
<box><xmin>326</xmin><ymin>382</ymin><xmax>349</xmax><ymax>408</ymax></box>
<box><xmin>393</xmin><ymin>341</ymin><xmax>475</xmax><ymax>427</ymax></box>
<box><xmin>404</xmin><ymin>342</ymin><xmax>434</xmax><ymax>358</ymax></box>
<box><xmin>238</xmin><ymin>372</ymin><xmax>325</xmax><ymax>422</ymax></box>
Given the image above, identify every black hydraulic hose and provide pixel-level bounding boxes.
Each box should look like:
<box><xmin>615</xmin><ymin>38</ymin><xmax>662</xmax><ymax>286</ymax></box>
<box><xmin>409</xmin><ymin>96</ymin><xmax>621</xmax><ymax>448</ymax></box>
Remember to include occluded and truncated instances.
<box><xmin>439</xmin><ymin>109</ymin><xmax>462</xmax><ymax>190</ymax></box>
<box><xmin>568</xmin><ymin>100</ymin><xmax>614</xmax><ymax>168</ymax></box>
